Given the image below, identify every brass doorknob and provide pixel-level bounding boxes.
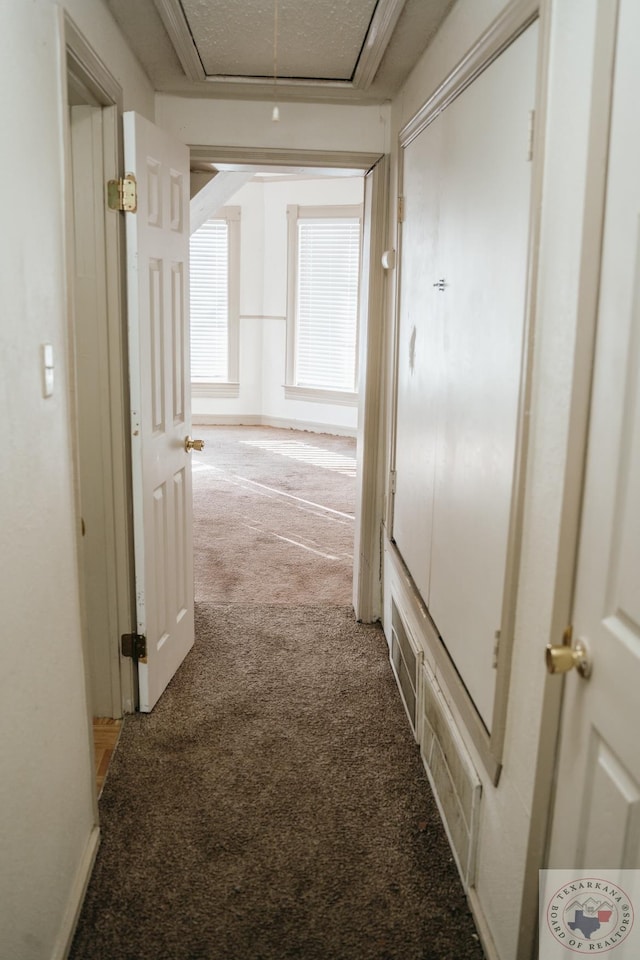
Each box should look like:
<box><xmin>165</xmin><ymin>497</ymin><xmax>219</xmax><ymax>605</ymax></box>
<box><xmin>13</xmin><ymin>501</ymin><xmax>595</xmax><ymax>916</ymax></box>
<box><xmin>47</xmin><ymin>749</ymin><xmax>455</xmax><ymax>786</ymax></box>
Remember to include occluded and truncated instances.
<box><xmin>546</xmin><ymin>630</ymin><xmax>592</xmax><ymax>679</ymax></box>
<box><xmin>185</xmin><ymin>436</ymin><xmax>205</xmax><ymax>453</ymax></box>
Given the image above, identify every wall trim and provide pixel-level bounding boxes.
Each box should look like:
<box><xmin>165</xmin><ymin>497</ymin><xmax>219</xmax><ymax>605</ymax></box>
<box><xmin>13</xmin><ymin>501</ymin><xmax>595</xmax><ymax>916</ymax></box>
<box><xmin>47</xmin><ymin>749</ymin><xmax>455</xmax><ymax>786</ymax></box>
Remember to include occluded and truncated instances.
<box><xmin>191</xmin><ymin>382</ymin><xmax>240</xmax><ymax>398</ymax></box>
<box><xmin>64</xmin><ymin>15</ymin><xmax>123</xmax><ymax>111</ymax></box>
<box><xmin>284</xmin><ymin>385</ymin><xmax>359</xmax><ymax>406</ymax></box>
<box><xmin>190</xmin><ymin>145</ymin><xmax>382</xmax><ymax>176</ymax></box>
<box><xmin>399</xmin><ymin>0</ymin><xmax>538</xmax><ymax>148</ymax></box>
<box><xmin>52</xmin><ymin>825</ymin><xmax>100</xmax><ymax>960</ymax></box>
<box><xmin>467</xmin><ymin>886</ymin><xmax>501</xmax><ymax>960</ymax></box>
<box><xmin>192</xmin><ymin>413</ymin><xmax>357</xmax><ymax>438</ymax></box>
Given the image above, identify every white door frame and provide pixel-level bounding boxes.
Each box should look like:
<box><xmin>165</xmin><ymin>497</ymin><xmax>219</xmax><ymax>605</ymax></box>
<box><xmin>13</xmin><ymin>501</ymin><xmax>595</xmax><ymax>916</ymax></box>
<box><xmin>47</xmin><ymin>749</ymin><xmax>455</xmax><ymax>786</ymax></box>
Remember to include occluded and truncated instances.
<box><xmin>64</xmin><ymin>14</ymin><xmax>136</xmax><ymax>716</ymax></box>
<box><xmin>190</xmin><ymin>145</ymin><xmax>389</xmax><ymax>623</ymax></box>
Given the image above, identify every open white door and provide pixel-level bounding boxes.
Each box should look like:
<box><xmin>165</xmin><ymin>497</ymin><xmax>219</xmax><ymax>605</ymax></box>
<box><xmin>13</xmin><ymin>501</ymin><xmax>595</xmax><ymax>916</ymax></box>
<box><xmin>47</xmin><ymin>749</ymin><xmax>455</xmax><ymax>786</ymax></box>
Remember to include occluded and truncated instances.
<box><xmin>547</xmin><ymin>0</ymin><xmax>640</xmax><ymax>869</ymax></box>
<box><xmin>123</xmin><ymin>111</ymin><xmax>195</xmax><ymax>712</ymax></box>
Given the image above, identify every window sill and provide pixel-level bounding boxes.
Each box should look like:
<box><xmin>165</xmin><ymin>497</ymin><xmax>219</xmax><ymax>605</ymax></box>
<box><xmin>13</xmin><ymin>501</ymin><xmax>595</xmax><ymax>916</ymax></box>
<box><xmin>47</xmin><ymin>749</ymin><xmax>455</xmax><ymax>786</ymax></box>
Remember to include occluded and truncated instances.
<box><xmin>191</xmin><ymin>381</ymin><xmax>240</xmax><ymax>399</ymax></box>
<box><xmin>284</xmin><ymin>385</ymin><xmax>358</xmax><ymax>406</ymax></box>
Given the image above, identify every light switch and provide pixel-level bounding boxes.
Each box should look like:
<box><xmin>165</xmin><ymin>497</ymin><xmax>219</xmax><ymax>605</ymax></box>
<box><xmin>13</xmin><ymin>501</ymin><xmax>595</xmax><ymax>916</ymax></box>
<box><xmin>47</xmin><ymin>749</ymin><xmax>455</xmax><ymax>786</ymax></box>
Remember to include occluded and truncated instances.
<box><xmin>42</xmin><ymin>343</ymin><xmax>54</xmax><ymax>398</ymax></box>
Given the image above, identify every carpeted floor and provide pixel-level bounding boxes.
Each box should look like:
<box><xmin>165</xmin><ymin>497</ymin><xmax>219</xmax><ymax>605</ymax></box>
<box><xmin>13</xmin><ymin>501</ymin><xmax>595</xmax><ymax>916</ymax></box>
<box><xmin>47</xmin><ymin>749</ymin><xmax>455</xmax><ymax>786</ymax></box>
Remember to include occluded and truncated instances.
<box><xmin>191</xmin><ymin>426</ymin><xmax>357</xmax><ymax>605</ymax></box>
<box><xmin>71</xmin><ymin>427</ymin><xmax>484</xmax><ymax>960</ymax></box>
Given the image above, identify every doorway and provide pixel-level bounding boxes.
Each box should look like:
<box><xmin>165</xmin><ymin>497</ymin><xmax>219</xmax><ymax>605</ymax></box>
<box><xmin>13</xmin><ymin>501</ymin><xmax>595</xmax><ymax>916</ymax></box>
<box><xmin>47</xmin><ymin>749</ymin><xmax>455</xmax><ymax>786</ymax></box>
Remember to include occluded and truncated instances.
<box><xmin>187</xmin><ymin>155</ymin><xmax>389</xmax><ymax>623</ymax></box>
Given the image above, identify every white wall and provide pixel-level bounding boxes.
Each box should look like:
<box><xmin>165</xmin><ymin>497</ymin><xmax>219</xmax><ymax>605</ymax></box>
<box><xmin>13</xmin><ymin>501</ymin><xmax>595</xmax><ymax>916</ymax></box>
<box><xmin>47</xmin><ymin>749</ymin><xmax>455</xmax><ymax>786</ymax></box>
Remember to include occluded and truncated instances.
<box><xmin>383</xmin><ymin>2</ymin><xmax>615</xmax><ymax>959</ymax></box>
<box><xmin>0</xmin><ymin>2</ymin><xmax>154</xmax><ymax>958</ymax></box>
<box><xmin>157</xmin><ymin>95</ymin><xmax>390</xmax><ymax>155</ymax></box>
<box><xmin>193</xmin><ymin>176</ymin><xmax>364</xmax><ymax>436</ymax></box>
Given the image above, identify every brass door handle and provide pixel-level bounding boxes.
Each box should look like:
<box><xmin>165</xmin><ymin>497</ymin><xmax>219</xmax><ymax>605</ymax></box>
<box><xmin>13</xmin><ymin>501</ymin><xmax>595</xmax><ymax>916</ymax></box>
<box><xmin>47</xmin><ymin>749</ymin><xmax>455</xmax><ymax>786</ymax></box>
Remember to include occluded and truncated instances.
<box><xmin>185</xmin><ymin>436</ymin><xmax>205</xmax><ymax>453</ymax></box>
<box><xmin>546</xmin><ymin>628</ymin><xmax>592</xmax><ymax>679</ymax></box>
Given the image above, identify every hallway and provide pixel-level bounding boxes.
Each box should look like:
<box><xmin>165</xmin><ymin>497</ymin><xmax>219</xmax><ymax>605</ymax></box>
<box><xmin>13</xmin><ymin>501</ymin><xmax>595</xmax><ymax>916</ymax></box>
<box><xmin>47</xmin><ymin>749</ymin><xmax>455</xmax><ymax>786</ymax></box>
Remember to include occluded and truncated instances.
<box><xmin>70</xmin><ymin>428</ymin><xmax>483</xmax><ymax>959</ymax></box>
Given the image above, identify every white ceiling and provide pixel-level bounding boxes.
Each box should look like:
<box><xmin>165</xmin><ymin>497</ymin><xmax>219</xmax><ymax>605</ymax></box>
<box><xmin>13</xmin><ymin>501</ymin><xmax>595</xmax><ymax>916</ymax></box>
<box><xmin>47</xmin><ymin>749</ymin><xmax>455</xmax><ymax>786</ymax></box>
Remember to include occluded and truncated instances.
<box><xmin>106</xmin><ymin>0</ymin><xmax>455</xmax><ymax>104</ymax></box>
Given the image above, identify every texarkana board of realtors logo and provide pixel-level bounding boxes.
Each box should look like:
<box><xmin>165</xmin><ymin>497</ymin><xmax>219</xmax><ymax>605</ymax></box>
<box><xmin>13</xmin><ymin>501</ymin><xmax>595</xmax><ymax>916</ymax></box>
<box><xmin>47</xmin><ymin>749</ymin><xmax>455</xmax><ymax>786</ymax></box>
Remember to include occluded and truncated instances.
<box><xmin>539</xmin><ymin>872</ymin><xmax>639</xmax><ymax>957</ymax></box>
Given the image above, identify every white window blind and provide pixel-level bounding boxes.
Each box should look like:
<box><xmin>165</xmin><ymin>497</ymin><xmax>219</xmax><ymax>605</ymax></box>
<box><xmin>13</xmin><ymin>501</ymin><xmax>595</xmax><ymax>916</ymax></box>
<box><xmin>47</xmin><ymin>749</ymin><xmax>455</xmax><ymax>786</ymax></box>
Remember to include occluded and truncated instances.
<box><xmin>190</xmin><ymin>219</ymin><xmax>229</xmax><ymax>382</ymax></box>
<box><xmin>295</xmin><ymin>217</ymin><xmax>361</xmax><ymax>392</ymax></box>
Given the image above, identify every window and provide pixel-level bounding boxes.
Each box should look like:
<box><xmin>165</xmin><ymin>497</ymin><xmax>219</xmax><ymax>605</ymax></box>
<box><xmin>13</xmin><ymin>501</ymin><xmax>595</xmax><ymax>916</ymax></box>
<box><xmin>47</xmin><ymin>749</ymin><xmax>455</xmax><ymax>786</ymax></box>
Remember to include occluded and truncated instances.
<box><xmin>189</xmin><ymin>206</ymin><xmax>240</xmax><ymax>396</ymax></box>
<box><xmin>286</xmin><ymin>204</ymin><xmax>362</xmax><ymax>403</ymax></box>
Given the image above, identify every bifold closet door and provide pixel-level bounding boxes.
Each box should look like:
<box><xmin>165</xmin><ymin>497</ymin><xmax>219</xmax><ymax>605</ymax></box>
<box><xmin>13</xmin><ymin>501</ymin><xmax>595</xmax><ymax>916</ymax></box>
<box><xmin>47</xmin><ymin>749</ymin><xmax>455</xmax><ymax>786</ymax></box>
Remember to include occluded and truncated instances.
<box><xmin>393</xmin><ymin>22</ymin><xmax>538</xmax><ymax>730</ymax></box>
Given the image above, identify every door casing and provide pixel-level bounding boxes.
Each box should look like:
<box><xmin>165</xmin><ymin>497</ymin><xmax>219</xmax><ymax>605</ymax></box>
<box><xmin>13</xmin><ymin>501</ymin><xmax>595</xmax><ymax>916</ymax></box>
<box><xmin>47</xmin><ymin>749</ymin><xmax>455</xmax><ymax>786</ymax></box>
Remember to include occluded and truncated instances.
<box><xmin>64</xmin><ymin>14</ymin><xmax>136</xmax><ymax>719</ymax></box>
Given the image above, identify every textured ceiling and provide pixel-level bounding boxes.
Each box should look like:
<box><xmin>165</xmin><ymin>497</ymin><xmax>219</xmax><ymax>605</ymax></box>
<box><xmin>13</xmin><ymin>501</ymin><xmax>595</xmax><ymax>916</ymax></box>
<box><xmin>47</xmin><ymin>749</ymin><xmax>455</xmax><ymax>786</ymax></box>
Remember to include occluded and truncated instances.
<box><xmin>106</xmin><ymin>0</ymin><xmax>455</xmax><ymax>104</ymax></box>
<box><xmin>183</xmin><ymin>0</ymin><xmax>378</xmax><ymax>80</ymax></box>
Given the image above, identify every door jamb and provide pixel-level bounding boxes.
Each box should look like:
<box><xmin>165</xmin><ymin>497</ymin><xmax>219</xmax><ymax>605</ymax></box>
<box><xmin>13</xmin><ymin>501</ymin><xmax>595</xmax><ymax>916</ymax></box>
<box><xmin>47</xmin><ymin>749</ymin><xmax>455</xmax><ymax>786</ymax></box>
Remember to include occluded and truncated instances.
<box><xmin>64</xmin><ymin>13</ymin><xmax>136</xmax><ymax>715</ymax></box>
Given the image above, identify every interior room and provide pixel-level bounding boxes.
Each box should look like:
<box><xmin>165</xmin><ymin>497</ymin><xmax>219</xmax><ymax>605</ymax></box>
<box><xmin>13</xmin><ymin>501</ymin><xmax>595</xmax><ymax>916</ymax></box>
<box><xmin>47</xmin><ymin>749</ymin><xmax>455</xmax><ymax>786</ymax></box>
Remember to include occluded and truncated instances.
<box><xmin>2</xmin><ymin>1</ymin><xmax>639</xmax><ymax>958</ymax></box>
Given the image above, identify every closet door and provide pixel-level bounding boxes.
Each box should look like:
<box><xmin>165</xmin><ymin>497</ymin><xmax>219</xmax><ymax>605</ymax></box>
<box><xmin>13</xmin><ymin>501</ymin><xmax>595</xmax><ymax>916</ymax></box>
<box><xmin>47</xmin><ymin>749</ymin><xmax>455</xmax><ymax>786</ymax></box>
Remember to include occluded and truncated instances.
<box><xmin>392</xmin><ymin>23</ymin><xmax>537</xmax><ymax>730</ymax></box>
<box><xmin>393</xmin><ymin>112</ymin><xmax>444</xmax><ymax>603</ymax></box>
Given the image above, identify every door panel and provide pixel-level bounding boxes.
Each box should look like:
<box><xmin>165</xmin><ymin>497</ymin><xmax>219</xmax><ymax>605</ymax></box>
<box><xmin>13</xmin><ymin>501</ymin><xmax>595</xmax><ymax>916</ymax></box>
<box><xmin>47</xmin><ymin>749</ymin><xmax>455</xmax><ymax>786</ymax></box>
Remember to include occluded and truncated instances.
<box><xmin>123</xmin><ymin>111</ymin><xmax>194</xmax><ymax>713</ymax></box>
<box><xmin>392</xmin><ymin>24</ymin><xmax>537</xmax><ymax>729</ymax></box>
<box><xmin>548</xmin><ymin>0</ymin><xmax>640</xmax><ymax>869</ymax></box>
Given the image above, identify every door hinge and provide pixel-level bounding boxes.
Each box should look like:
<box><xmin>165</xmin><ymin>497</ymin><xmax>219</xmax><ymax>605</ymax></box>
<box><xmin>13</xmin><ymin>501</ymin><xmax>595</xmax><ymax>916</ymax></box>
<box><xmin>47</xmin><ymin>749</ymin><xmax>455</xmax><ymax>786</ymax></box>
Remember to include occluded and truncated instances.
<box><xmin>527</xmin><ymin>110</ymin><xmax>535</xmax><ymax>162</ymax></box>
<box><xmin>389</xmin><ymin>469</ymin><xmax>397</xmax><ymax>495</ymax></box>
<box><xmin>492</xmin><ymin>629</ymin><xmax>501</xmax><ymax>668</ymax></box>
<box><xmin>121</xmin><ymin>632</ymin><xmax>147</xmax><ymax>660</ymax></box>
<box><xmin>107</xmin><ymin>174</ymin><xmax>137</xmax><ymax>213</ymax></box>
<box><xmin>397</xmin><ymin>196</ymin><xmax>405</xmax><ymax>223</ymax></box>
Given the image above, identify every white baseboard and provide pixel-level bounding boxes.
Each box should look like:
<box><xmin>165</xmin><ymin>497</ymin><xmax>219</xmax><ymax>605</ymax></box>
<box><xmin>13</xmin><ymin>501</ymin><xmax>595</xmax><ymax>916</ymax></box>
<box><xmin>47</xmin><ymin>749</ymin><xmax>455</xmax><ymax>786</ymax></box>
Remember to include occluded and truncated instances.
<box><xmin>467</xmin><ymin>886</ymin><xmax>501</xmax><ymax>960</ymax></box>
<box><xmin>54</xmin><ymin>824</ymin><xmax>100</xmax><ymax>960</ymax></box>
<box><xmin>192</xmin><ymin>413</ymin><xmax>357</xmax><ymax>438</ymax></box>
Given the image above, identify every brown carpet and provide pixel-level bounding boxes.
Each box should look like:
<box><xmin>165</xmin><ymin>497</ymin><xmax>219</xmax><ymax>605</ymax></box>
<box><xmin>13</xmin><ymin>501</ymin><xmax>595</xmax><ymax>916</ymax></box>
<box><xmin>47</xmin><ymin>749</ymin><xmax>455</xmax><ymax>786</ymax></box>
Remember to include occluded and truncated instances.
<box><xmin>192</xmin><ymin>426</ymin><xmax>356</xmax><ymax>605</ymax></box>
<box><xmin>70</xmin><ymin>427</ymin><xmax>484</xmax><ymax>960</ymax></box>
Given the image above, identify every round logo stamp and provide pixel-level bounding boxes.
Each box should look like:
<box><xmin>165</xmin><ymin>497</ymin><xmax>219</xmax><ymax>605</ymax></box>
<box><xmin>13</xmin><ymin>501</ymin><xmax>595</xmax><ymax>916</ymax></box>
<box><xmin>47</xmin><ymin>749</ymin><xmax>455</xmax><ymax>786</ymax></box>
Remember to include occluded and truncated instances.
<box><xmin>546</xmin><ymin>877</ymin><xmax>634</xmax><ymax>953</ymax></box>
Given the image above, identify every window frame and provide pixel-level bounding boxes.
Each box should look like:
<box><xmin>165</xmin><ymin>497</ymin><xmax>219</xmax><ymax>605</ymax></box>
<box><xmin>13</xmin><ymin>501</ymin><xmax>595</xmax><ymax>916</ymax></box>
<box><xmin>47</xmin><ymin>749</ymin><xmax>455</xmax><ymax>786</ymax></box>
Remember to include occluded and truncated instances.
<box><xmin>190</xmin><ymin>205</ymin><xmax>241</xmax><ymax>398</ymax></box>
<box><xmin>285</xmin><ymin>203</ymin><xmax>363</xmax><ymax>405</ymax></box>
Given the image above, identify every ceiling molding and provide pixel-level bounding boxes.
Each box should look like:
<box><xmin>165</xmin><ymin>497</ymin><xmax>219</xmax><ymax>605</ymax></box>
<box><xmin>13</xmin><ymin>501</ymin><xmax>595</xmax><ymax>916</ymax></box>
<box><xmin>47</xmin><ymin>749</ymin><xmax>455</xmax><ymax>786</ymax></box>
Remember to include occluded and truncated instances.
<box><xmin>152</xmin><ymin>0</ymin><xmax>409</xmax><ymax>94</ymax></box>
<box><xmin>153</xmin><ymin>0</ymin><xmax>205</xmax><ymax>82</ymax></box>
<box><xmin>353</xmin><ymin>0</ymin><xmax>406</xmax><ymax>89</ymax></box>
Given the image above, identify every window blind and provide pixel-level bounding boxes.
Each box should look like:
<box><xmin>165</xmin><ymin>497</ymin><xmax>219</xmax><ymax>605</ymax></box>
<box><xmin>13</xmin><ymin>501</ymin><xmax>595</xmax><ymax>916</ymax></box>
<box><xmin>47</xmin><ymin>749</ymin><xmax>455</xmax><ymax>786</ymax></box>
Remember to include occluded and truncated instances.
<box><xmin>190</xmin><ymin>219</ymin><xmax>229</xmax><ymax>382</ymax></box>
<box><xmin>295</xmin><ymin>217</ymin><xmax>361</xmax><ymax>392</ymax></box>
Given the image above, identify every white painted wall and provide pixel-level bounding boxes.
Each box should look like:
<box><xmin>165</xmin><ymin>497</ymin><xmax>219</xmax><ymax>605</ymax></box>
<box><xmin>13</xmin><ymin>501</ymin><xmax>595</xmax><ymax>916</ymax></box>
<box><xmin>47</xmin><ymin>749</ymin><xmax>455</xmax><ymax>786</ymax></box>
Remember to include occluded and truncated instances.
<box><xmin>0</xmin><ymin>2</ymin><xmax>154</xmax><ymax>958</ymax></box>
<box><xmin>383</xmin><ymin>2</ymin><xmax>618</xmax><ymax>959</ymax></box>
<box><xmin>156</xmin><ymin>94</ymin><xmax>390</xmax><ymax>156</ymax></box>
<box><xmin>193</xmin><ymin>176</ymin><xmax>364</xmax><ymax>436</ymax></box>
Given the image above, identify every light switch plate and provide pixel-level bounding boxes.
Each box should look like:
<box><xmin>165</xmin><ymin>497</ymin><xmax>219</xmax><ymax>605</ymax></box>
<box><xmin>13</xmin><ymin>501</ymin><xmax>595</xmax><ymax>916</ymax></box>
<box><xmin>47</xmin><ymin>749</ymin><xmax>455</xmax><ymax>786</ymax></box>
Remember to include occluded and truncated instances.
<box><xmin>42</xmin><ymin>343</ymin><xmax>54</xmax><ymax>398</ymax></box>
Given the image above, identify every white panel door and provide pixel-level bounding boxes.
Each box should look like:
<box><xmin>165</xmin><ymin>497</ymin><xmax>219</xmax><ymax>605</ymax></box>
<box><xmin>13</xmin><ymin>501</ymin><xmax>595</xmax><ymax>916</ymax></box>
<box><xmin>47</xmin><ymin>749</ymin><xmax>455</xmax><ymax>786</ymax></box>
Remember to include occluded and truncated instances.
<box><xmin>428</xmin><ymin>25</ymin><xmax>537</xmax><ymax>729</ymax></box>
<box><xmin>548</xmin><ymin>0</ymin><xmax>640</xmax><ymax>868</ymax></box>
<box><xmin>392</xmin><ymin>24</ymin><xmax>537</xmax><ymax>729</ymax></box>
<box><xmin>124</xmin><ymin>111</ymin><xmax>194</xmax><ymax>713</ymax></box>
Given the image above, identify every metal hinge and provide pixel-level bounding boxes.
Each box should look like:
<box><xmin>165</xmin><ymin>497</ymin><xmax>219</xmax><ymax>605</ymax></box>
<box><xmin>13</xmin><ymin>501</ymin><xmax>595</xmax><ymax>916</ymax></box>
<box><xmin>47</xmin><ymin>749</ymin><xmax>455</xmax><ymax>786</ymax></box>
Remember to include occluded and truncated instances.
<box><xmin>527</xmin><ymin>110</ymin><xmax>535</xmax><ymax>162</ymax></box>
<box><xmin>397</xmin><ymin>196</ymin><xmax>405</xmax><ymax>223</ymax></box>
<box><xmin>492</xmin><ymin>630</ymin><xmax>501</xmax><ymax>669</ymax></box>
<box><xmin>121</xmin><ymin>632</ymin><xmax>147</xmax><ymax>660</ymax></box>
<box><xmin>389</xmin><ymin>469</ymin><xmax>397</xmax><ymax>495</ymax></box>
<box><xmin>107</xmin><ymin>174</ymin><xmax>137</xmax><ymax>213</ymax></box>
